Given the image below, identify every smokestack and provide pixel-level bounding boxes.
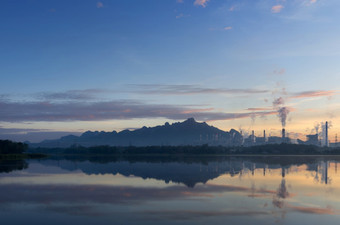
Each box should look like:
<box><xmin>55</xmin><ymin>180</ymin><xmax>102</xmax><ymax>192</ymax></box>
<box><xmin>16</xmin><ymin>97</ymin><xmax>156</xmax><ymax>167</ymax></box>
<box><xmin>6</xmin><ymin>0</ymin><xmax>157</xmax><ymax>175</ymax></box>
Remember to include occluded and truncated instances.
<box><xmin>252</xmin><ymin>130</ymin><xmax>255</xmax><ymax>143</ymax></box>
<box><xmin>282</xmin><ymin>128</ymin><xmax>286</xmax><ymax>140</ymax></box>
<box><xmin>325</xmin><ymin>121</ymin><xmax>329</xmax><ymax>147</ymax></box>
<box><xmin>263</xmin><ymin>130</ymin><xmax>266</xmax><ymax>141</ymax></box>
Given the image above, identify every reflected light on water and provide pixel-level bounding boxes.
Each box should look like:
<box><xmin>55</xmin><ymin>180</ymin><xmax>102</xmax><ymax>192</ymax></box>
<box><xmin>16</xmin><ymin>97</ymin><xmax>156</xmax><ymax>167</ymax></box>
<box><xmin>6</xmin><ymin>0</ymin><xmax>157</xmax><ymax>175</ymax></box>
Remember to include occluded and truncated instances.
<box><xmin>1</xmin><ymin>156</ymin><xmax>340</xmax><ymax>225</ymax></box>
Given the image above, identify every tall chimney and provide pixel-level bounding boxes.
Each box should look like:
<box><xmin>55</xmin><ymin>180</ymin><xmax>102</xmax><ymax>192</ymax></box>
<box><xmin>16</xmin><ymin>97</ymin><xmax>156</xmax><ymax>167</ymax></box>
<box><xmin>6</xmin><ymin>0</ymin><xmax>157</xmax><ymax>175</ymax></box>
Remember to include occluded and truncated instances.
<box><xmin>282</xmin><ymin>128</ymin><xmax>286</xmax><ymax>140</ymax></box>
<box><xmin>252</xmin><ymin>130</ymin><xmax>255</xmax><ymax>143</ymax></box>
<box><xmin>263</xmin><ymin>130</ymin><xmax>266</xmax><ymax>141</ymax></box>
<box><xmin>325</xmin><ymin>121</ymin><xmax>329</xmax><ymax>147</ymax></box>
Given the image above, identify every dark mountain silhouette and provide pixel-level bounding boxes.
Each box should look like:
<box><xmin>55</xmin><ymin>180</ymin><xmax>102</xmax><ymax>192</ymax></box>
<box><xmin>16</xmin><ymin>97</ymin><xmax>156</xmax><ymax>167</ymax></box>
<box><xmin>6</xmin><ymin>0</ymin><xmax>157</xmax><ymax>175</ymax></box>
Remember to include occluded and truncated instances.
<box><xmin>30</xmin><ymin>118</ymin><xmax>243</xmax><ymax>148</ymax></box>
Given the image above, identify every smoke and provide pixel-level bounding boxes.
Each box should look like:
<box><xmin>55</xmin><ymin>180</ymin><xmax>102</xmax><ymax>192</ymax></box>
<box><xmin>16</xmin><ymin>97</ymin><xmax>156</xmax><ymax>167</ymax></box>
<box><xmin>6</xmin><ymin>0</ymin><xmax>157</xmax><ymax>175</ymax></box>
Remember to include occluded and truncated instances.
<box><xmin>273</xmin><ymin>97</ymin><xmax>285</xmax><ymax>107</ymax></box>
<box><xmin>328</xmin><ymin>121</ymin><xmax>333</xmax><ymax>129</ymax></box>
<box><xmin>314</xmin><ymin>122</ymin><xmax>320</xmax><ymax>135</ymax></box>
<box><xmin>250</xmin><ymin>113</ymin><xmax>256</xmax><ymax>125</ymax></box>
<box><xmin>239</xmin><ymin>127</ymin><xmax>249</xmax><ymax>138</ymax></box>
<box><xmin>273</xmin><ymin>97</ymin><xmax>290</xmax><ymax>128</ymax></box>
<box><xmin>278</xmin><ymin>107</ymin><xmax>290</xmax><ymax>128</ymax></box>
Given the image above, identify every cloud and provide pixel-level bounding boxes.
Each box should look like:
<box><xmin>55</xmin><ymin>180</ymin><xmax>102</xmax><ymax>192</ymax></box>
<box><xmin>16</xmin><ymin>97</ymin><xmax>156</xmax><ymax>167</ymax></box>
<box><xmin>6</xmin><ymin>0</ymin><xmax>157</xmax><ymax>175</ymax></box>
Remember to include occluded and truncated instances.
<box><xmin>0</xmin><ymin>99</ymin><xmax>276</xmax><ymax>123</ymax></box>
<box><xmin>224</xmin><ymin>26</ymin><xmax>232</xmax><ymax>30</ymax></box>
<box><xmin>194</xmin><ymin>0</ymin><xmax>210</xmax><ymax>8</ymax></box>
<box><xmin>246</xmin><ymin>107</ymin><xmax>273</xmax><ymax>111</ymax></box>
<box><xmin>309</xmin><ymin>0</ymin><xmax>317</xmax><ymax>4</ymax></box>
<box><xmin>33</xmin><ymin>86</ymin><xmax>270</xmax><ymax>101</ymax></box>
<box><xmin>37</xmin><ymin>89</ymin><xmax>107</xmax><ymax>101</ymax></box>
<box><xmin>273</xmin><ymin>68</ymin><xmax>286</xmax><ymax>75</ymax></box>
<box><xmin>287</xmin><ymin>205</ymin><xmax>336</xmax><ymax>215</ymax></box>
<box><xmin>96</xmin><ymin>2</ymin><xmax>103</xmax><ymax>8</ymax></box>
<box><xmin>289</xmin><ymin>90</ymin><xmax>336</xmax><ymax>99</ymax></box>
<box><xmin>130</xmin><ymin>84</ymin><xmax>269</xmax><ymax>95</ymax></box>
<box><xmin>142</xmin><ymin>209</ymin><xmax>270</xmax><ymax>220</ymax></box>
<box><xmin>271</xmin><ymin>5</ymin><xmax>284</xmax><ymax>13</ymax></box>
<box><xmin>177</xmin><ymin>0</ymin><xmax>184</xmax><ymax>3</ymax></box>
<box><xmin>176</xmin><ymin>13</ymin><xmax>190</xmax><ymax>19</ymax></box>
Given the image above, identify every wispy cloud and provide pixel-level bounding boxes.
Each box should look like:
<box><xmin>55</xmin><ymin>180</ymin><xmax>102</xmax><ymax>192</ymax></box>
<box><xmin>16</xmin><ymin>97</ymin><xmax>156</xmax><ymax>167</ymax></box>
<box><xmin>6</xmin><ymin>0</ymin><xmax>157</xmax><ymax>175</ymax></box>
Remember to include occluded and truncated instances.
<box><xmin>194</xmin><ymin>0</ymin><xmax>210</xmax><ymax>8</ymax></box>
<box><xmin>0</xmin><ymin>98</ymin><xmax>276</xmax><ymax>123</ymax></box>
<box><xmin>246</xmin><ymin>107</ymin><xmax>273</xmax><ymax>111</ymax></box>
<box><xmin>142</xmin><ymin>209</ymin><xmax>270</xmax><ymax>220</ymax></box>
<box><xmin>287</xmin><ymin>204</ymin><xmax>336</xmax><ymax>215</ymax></box>
<box><xmin>289</xmin><ymin>90</ymin><xmax>337</xmax><ymax>99</ymax></box>
<box><xmin>36</xmin><ymin>89</ymin><xmax>108</xmax><ymax>101</ymax></box>
<box><xmin>307</xmin><ymin>0</ymin><xmax>318</xmax><ymax>5</ymax></box>
<box><xmin>224</xmin><ymin>26</ymin><xmax>232</xmax><ymax>30</ymax></box>
<box><xmin>229</xmin><ymin>6</ymin><xmax>235</xmax><ymax>11</ymax></box>
<box><xmin>271</xmin><ymin>4</ymin><xmax>284</xmax><ymax>13</ymax></box>
<box><xmin>96</xmin><ymin>1</ymin><xmax>103</xmax><ymax>8</ymax></box>
<box><xmin>176</xmin><ymin>13</ymin><xmax>190</xmax><ymax>19</ymax></box>
<box><xmin>129</xmin><ymin>84</ymin><xmax>269</xmax><ymax>95</ymax></box>
<box><xmin>273</xmin><ymin>68</ymin><xmax>286</xmax><ymax>75</ymax></box>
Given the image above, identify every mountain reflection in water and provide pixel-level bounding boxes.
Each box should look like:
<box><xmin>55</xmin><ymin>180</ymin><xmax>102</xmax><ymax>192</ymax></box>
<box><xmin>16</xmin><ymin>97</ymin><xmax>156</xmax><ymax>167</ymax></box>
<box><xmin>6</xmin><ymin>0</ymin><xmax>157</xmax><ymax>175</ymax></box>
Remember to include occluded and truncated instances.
<box><xmin>0</xmin><ymin>156</ymin><xmax>339</xmax><ymax>225</ymax></box>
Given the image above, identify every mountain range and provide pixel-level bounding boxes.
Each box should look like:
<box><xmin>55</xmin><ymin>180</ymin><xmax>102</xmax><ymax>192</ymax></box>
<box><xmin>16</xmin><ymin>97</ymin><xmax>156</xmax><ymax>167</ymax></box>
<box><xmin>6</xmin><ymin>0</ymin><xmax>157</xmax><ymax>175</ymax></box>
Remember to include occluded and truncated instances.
<box><xmin>30</xmin><ymin>118</ymin><xmax>243</xmax><ymax>148</ymax></box>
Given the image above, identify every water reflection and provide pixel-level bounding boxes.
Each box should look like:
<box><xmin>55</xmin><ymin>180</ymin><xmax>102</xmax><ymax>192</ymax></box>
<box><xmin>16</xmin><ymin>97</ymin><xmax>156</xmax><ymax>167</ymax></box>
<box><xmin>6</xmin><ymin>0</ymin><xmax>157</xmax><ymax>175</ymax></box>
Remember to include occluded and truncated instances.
<box><xmin>36</xmin><ymin>156</ymin><xmax>337</xmax><ymax>187</ymax></box>
<box><xmin>0</xmin><ymin>156</ymin><xmax>340</xmax><ymax>225</ymax></box>
<box><xmin>0</xmin><ymin>159</ymin><xmax>28</xmax><ymax>173</ymax></box>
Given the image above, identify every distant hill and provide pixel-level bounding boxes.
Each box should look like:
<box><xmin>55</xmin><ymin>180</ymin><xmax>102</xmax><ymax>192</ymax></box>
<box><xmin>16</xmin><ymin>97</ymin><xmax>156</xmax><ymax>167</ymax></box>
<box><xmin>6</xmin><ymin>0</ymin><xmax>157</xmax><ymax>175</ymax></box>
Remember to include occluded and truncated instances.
<box><xmin>30</xmin><ymin>118</ymin><xmax>243</xmax><ymax>148</ymax></box>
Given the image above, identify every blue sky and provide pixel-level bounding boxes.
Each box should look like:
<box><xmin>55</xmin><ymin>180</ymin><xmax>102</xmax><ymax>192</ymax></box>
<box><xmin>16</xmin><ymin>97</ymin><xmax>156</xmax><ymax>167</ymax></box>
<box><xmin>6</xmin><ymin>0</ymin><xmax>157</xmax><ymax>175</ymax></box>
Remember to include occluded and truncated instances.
<box><xmin>1</xmin><ymin>0</ymin><xmax>340</xmax><ymax>142</ymax></box>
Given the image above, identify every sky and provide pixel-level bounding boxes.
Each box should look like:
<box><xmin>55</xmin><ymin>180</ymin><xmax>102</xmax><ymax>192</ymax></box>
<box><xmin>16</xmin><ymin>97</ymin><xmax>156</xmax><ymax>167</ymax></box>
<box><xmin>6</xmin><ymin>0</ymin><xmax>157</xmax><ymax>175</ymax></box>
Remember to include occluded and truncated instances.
<box><xmin>1</xmin><ymin>0</ymin><xmax>340</xmax><ymax>142</ymax></box>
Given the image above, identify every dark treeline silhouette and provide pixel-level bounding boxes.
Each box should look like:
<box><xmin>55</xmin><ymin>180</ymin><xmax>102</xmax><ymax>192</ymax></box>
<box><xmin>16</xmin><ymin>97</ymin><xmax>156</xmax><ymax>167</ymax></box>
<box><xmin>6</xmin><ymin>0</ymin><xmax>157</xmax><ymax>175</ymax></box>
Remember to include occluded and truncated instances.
<box><xmin>0</xmin><ymin>140</ymin><xmax>28</xmax><ymax>154</ymax></box>
<box><xmin>0</xmin><ymin>159</ymin><xmax>28</xmax><ymax>173</ymax></box>
<box><xmin>28</xmin><ymin>143</ymin><xmax>340</xmax><ymax>155</ymax></box>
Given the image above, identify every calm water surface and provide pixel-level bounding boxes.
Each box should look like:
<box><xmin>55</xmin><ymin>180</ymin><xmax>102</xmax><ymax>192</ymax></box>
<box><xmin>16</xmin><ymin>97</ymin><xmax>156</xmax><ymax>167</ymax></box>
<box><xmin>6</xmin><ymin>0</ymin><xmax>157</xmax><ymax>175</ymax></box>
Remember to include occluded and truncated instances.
<box><xmin>1</xmin><ymin>155</ymin><xmax>340</xmax><ymax>225</ymax></box>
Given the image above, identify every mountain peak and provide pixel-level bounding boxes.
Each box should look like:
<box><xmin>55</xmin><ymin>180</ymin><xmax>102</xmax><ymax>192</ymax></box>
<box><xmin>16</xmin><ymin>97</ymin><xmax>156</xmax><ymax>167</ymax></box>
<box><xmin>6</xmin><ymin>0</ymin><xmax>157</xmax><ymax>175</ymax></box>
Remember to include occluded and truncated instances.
<box><xmin>184</xmin><ymin>117</ymin><xmax>196</xmax><ymax>124</ymax></box>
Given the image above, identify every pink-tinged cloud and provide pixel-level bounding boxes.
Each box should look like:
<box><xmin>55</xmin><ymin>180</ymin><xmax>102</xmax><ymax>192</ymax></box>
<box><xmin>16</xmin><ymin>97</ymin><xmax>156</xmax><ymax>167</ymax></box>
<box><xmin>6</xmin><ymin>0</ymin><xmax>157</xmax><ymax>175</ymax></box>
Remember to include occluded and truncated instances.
<box><xmin>96</xmin><ymin>2</ymin><xmax>103</xmax><ymax>8</ymax></box>
<box><xmin>0</xmin><ymin>98</ymin><xmax>277</xmax><ymax>123</ymax></box>
<box><xmin>224</xmin><ymin>26</ymin><xmax>232</xmax><ymax>30</ymax></box>
<box><xmin>229</xmin><ymin>6</ymin><xmax>235</xmax><ymax>11</ymax></box>
<box><xmin>290</xmin><ymin>90</ymin><xmax>336</xmax><ymax>99</ymax></box>
<box><xmin>194</xmin><ymin>0</ymin><xmax>210</xmax><ymax>8</ymax></box>
<box><xmin>271</xmin><ymin>5</ymin><xmax>284</xmax><ymax>13</ymax></box>
<box><xmin>288</xmin><ymin>205</ymin><xmax>336</xmax><ymax>215</ymax></box>
<box><xmin>310</xmin><ymin>0</ymin><xmax>317</xmax><ymax>3</ymax></box>
<box><xmin>177</xmin><ymin>0</ymin><xmax>184</xmax><ymax>3</ymax></box>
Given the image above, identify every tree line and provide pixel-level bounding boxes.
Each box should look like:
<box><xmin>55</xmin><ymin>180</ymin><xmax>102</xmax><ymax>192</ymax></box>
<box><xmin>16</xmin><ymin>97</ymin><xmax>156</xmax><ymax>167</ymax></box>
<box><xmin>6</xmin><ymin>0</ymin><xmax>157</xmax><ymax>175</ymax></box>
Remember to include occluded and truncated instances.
<box><xmin>0</xmin><ymin>140</ymin><xmax>28</xmax><ymax>154</ymax></box>
<box><xmin>28</xmin><ymin>143</ymin><xmax>340</xmax><ymax>155</ymax></box>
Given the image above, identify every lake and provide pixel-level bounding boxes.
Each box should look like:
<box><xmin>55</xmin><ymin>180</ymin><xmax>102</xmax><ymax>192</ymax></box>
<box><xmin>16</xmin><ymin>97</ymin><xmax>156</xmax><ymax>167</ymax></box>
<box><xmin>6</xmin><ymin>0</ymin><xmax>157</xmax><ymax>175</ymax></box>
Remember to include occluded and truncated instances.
<box><xmin>1</xmin><ymin>155</ymin><xmax>340</xmax><ymax>225</ymax></box>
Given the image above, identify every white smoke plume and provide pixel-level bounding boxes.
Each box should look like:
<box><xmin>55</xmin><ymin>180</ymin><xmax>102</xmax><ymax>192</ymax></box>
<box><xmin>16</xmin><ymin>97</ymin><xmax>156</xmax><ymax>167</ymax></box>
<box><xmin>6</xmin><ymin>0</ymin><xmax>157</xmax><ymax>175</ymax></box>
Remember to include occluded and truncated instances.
<box><xmin>273</xmin><ymin>97</ymin><xmax>290</xmax><ymax>128</ymax></box>
<box><xmin>314</xmin><ymin>122</ymin><xmax>320</xmax><ymax>135</ymax></box>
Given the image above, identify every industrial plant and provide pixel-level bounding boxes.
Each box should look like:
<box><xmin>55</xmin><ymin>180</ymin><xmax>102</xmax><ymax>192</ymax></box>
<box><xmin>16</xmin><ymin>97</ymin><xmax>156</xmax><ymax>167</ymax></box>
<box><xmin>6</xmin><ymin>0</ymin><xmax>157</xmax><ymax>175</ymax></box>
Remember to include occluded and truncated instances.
<box><xmin>242</xmin><ymin>121</ymin><xmax>334</xmax><ymax>147</ymax></box>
